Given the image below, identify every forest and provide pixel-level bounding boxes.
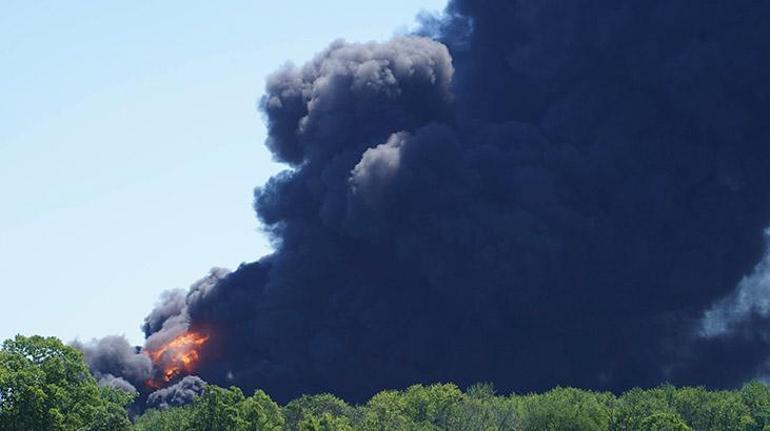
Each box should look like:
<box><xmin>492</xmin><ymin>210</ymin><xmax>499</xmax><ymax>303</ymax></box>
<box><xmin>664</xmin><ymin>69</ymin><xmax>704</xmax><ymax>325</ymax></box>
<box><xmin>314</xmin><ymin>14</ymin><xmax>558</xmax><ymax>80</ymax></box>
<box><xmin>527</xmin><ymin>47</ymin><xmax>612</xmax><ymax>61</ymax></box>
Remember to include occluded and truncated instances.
<box><xmin>2</xmin><ymin>335</ymin><xmax>769</xmax><ymax>431</ymax></box>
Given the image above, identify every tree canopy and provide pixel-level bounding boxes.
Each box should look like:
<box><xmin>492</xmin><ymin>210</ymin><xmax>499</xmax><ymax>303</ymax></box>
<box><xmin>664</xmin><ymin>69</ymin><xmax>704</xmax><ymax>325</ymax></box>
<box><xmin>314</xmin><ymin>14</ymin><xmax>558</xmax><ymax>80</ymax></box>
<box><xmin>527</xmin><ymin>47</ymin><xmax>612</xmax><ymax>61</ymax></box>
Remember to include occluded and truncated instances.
<box><xmin>4</xmin><ymin>335</ymin><xmax>770</xmax><ymax>430</ymax></box>
<box><xmin>0</xmin><ymin>335</ymin><xmax>134</xmax><ymax>431</ymax></box>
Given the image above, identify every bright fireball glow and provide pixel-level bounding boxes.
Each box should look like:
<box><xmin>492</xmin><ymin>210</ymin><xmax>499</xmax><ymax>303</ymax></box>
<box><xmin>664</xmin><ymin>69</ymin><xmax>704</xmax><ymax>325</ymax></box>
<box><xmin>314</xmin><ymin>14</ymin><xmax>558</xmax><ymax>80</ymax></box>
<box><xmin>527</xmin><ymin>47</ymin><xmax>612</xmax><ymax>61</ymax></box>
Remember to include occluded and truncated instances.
<box><xmin>145</xmin><ymin>331</ymin><xmax>209</xmax><ymax>388</ymax></box>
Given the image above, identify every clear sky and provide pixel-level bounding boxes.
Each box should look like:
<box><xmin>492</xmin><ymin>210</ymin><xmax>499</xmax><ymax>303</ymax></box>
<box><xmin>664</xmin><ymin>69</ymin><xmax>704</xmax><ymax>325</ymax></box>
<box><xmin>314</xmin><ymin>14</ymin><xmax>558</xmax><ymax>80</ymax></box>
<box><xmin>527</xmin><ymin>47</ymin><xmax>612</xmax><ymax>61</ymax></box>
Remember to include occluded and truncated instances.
<box><xmin>0</xmin><ymin>0</ymin><xmax>446</xmax><ymax>346</ymax></box>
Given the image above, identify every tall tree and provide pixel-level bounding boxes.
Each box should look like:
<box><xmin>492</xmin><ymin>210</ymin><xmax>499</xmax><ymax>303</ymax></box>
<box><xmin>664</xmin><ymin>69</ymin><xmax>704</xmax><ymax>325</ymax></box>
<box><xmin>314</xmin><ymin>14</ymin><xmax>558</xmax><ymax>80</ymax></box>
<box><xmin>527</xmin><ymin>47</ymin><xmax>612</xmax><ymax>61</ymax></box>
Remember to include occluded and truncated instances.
<box><xmin>239</xmin><ymin>389</ymin><xmax>284</xmax><ymax>431</ymax></box>
<box><xmin>190</xmin><ymin>385</ymin><xmax>248</xmax><ymax>431</ymax></box>
<box><xmin>0</xmin><ymin>335</ymin><xmax>132</xmax><ymax>431</ymax></box>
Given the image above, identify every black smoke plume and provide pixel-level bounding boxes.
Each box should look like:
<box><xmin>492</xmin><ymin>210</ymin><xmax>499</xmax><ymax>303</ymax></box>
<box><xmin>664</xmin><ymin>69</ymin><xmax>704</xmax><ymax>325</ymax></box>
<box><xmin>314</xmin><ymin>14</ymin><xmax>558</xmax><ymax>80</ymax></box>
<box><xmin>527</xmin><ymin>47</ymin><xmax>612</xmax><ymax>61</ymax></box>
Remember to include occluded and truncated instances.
<box><xmin>87</xmin><ymin>0</ymin><xmax>770</xmax><ymax>403</ymax></box>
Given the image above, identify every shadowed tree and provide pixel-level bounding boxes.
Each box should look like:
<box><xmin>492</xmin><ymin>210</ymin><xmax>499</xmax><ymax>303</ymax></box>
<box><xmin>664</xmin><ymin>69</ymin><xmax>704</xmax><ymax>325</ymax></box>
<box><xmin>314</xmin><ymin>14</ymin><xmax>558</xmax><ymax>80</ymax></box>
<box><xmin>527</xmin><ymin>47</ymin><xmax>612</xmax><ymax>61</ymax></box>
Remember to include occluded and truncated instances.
<box><xmin>299</xmin><ymin>412</ymin><xmax>354</xmax><ymax>431</ymax></box>
<box><xmin>447</xmin><ymin>383</ymin><xmax>518</xmax><ymax>431</ymax></box>
<box><xmin>740</xmin><ymin>381</ymin><xmax>770</xmax><ymax>431</ymax></box>
<box><xmin>639</xmin><ymin>413</ymin><xmax>691</xmax><ymax>431</ymax></box>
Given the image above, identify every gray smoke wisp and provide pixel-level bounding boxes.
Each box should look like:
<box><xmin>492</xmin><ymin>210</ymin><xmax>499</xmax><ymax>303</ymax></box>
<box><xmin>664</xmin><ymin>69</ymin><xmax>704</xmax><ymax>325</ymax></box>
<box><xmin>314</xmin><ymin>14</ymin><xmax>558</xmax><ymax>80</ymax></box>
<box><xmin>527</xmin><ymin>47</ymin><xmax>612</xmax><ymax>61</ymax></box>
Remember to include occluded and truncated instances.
<box><xmin>146</xmin><ymin>376</ymin><xmax>207</xmax><ymax>410</ymax></box>
<box><xmin>701</xmin><ymin>229</ymin><xmax>770</xmax><ymax>338</ymax></box>
<box><xmin>73</xmin><ymin>336</ymin><xmax>152</xmax><ymax>391</ymax></box>
<box><xmin>142</xmin><ymin>268</ymin><xmax>230</xmax><ymax>353</ymax></box>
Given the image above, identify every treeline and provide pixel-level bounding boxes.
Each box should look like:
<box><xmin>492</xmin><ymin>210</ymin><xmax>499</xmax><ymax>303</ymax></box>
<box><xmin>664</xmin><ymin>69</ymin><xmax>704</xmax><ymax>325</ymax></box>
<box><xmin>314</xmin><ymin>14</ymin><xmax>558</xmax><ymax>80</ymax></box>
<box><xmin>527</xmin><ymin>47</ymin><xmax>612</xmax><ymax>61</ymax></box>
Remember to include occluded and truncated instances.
<box><xmin>3</xmin><ymin>335</ymin><xmax>770</xmax><ymax>430</ymax></box>
<box><xmin>134</xmin><ymin>383</ymin><xmax>766</xmax><ymax>431</ymax></box>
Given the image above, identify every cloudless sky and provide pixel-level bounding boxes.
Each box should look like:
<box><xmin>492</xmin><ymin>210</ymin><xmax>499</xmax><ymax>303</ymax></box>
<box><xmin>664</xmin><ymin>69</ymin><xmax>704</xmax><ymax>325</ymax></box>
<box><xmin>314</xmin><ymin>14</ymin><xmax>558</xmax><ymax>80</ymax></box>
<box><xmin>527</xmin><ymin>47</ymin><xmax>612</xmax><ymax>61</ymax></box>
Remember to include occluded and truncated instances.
<box><xmin>0</xmin><ymin>0</ymin><xmax>447</xmax><ymax>346</ymax></box>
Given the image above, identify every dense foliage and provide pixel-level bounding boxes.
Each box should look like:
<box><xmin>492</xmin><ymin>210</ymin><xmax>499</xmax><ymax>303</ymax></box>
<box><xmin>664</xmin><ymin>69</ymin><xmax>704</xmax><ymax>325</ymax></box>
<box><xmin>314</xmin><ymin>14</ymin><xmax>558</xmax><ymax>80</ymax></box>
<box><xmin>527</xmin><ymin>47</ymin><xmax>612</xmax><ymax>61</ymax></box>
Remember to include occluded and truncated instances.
<box><xmin>3</xmin><ymin>336</ymin><xmax>770</xmax><ymax>430</ymax></box>
<box><xmin>0</xmin><ymin>335</ymin><xmax>134</xmax><ymax>431</ymax></box>
<box><xmin>131</xmin><ymin>383</ymin><xmax>770</xmax><ymax>431</ymax></box>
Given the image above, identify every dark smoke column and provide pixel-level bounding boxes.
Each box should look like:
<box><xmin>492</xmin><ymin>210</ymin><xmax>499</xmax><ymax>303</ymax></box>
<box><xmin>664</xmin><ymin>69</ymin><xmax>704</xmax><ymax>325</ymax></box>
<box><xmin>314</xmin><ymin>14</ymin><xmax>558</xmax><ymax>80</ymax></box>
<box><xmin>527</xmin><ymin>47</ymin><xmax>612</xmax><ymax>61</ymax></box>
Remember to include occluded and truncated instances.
<box><xmin>146</xmin><ymin>0</ymin><xmax>770</xmax><ymax>403</ymax></box>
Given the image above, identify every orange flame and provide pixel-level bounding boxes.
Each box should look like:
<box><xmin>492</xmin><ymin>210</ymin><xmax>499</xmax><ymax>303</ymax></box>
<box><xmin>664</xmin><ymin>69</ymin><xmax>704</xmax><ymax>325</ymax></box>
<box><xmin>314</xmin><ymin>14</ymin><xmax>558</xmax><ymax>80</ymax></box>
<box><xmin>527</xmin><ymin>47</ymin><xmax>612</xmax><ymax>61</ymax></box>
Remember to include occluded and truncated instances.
<box><xmin>145</xmin><ymin>330</ymin><xmax>209</xmax><ymax>388</ymax></box>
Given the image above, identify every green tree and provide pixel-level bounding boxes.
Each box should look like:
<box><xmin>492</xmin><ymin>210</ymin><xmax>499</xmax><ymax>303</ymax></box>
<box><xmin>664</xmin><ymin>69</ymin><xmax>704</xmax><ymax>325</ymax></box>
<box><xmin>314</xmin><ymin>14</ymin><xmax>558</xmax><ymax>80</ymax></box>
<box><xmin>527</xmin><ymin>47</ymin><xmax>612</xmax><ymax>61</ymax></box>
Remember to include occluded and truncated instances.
<box><xmin>612</xmin><ymin>387</ymin><xmax>673</xmax><ymax>430</ymax></box>
<box><xmin>515</xmin><ymin>387</ymin><xmax>611</xmax><ymax>431</ymax></box>
<box><xmin>741</xmin><ymin>381</ymin><xmax>770</xmax><ymax>431</ymax></box>
<box><xmin>446</xmin><ymin>383</ymin><xmax>518</xmax><ymax>431</ymax></box>
<box><xmin>0</xmin><ymin>346</ymin><xmax>49</xmax><ymax>430</ymax></box>
<box><xmin>190</xmin><ymin>385</ymin><xmax>247</xmax><ymax>431</ymax></box>
<box><xmin>639</xmin><ymin>412</ymin><xmax>691</xmax><ymax>431</ymax></box>
<box><xmin>0</xmin><ymin>335</ymin><xmax>132</xmax><ymax>431</ymax></box>
<box><xmin>358</xmin><ymin>390</ymin><xmax>412</xmax><ymax>431</ymax></box>
<box><xmin>284</xmin><ymin>393</ymin><xmax>354</xmax><ymax>430</ymax></box>
<box><xmin>133</xmin><ymin>407</ymin><xmax>192</xmax><ymax>431</ymax></box>
<box><xmin>400</xmin><ymin>383</ymin><xmax>464</xmax><ymax>428</ymax></box>
<box><xmin>239</xmin><ymin>389</ymin><xmax>284</xmax><ymax>430</ymax></box>
<box><xmin>299</xmin><ymin>412</ymin><xmax>353</xmax><ymax>431</ymax></box>
<box><xmin>84</xmin><ymin>387</ymin><xmax>136</xmax><ymax>431</ymax></box>
<box><xmin>668</xmin><ymin>386</ymin><xmax>754</xmax><ymax>431</ymax></box>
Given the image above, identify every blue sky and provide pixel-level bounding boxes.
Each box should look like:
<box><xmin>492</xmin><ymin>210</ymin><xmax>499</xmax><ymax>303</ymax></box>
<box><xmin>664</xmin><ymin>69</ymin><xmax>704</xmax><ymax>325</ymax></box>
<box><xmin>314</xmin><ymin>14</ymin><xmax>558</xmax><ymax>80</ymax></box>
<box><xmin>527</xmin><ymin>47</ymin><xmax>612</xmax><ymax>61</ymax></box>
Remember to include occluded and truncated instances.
<box><xmin>0</xmin><ymin>0</ymin><xmax>446</xmax><ymax>345</ymax></box>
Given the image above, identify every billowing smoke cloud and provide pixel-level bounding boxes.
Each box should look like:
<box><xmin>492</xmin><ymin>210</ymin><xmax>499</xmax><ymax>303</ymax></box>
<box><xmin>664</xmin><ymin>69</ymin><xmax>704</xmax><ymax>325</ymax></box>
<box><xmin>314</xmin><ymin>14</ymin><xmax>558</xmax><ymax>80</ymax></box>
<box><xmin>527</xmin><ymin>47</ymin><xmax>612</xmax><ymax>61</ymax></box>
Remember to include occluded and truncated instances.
<box><xmin>96</xmin><ymin>374</ymin><xmax>140</xmax><ymax>395</ymax></box>
<box><xmin>146</xmin><ymin>376</ymin><xmax>206</xmax><ymax>410</ymax></box>
<box><xmin>142</xmin><ymin>268</ymin><xmax>230</xmax><ymax>353</ymax></box>
<box><xmin>73</xmin><ymin>269</ymin><xmax>229</xmax><ymax>401</ymax></box>
<box><xmin>90</xmin><ymin>0</ymin><xmax>770</xmax><ymax>403</ymax></box>
<box><xmin>73</xmin><ymin>336</ymin><xmax>152</xmax><ymax>391</ymax></box>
